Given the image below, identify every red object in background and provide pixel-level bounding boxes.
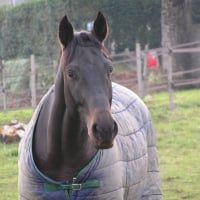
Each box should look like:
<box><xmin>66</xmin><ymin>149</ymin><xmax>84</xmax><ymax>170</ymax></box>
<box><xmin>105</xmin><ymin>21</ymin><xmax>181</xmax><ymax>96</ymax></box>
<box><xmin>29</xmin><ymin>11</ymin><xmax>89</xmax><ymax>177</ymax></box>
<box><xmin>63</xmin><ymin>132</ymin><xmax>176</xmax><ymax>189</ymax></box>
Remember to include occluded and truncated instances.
<box><xmin>147</xmin><ymin>52</ymin><xmax>157</xmax><ymax>69</ymax></box>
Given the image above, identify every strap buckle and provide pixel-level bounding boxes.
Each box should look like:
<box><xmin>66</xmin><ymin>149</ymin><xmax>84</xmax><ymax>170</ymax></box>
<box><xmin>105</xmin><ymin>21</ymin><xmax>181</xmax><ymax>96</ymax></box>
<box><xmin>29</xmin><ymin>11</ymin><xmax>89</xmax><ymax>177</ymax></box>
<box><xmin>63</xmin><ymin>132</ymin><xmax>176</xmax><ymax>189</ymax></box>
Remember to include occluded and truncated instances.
<box><xmin>72</xmin><ymin>183</ymin><xmax>82</xmax><ymax>191</ymax></box>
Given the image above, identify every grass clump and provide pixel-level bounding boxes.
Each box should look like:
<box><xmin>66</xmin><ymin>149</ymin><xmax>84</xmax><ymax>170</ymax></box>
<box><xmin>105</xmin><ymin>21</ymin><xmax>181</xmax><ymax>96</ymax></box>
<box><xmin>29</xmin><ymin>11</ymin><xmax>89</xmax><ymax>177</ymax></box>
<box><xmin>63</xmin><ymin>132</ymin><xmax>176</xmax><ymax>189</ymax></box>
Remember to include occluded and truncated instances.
<box><xmin>0</xmin><ymin>109</ymin><xmax>32</xmax><ymax>126</ymax></box>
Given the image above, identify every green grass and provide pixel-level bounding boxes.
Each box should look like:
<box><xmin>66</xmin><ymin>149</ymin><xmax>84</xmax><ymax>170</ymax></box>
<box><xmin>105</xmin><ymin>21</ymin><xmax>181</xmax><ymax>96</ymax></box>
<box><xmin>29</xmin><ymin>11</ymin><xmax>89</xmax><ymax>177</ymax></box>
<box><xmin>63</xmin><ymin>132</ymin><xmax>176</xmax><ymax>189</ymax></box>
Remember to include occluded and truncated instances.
<box><xmin>144</xmin><ymin>89</ymin><xmax>200</xmax><ymax>200</ymax></box>
<box><xmin>0</xmin><ymin>143</ymin><xmax>18</xmax><ymax>199</ymax></box>
<box><xmin>0</xmin><ymin>109</ymin><xmax>32</xmax><ymax>199</ymax></box>
<box><xmin>0</xmin><ymin>109</ymin><xmax>32</xmax><ymax>126</ymax></box>
<box><xmin>0</xmin><ymin>89</ymin><xmax>200</xmax><ymax>199</ymax></box>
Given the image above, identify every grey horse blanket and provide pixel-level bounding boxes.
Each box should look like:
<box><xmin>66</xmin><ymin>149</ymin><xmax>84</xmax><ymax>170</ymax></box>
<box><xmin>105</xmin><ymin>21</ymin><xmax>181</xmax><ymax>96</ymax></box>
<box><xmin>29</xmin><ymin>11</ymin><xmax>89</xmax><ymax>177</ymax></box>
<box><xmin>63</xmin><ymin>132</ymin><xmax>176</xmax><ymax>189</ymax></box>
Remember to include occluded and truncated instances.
<box><xmin>18</xmin><ymin>83</ymin><xmax>162</xmax><ymax>200</ymax></box>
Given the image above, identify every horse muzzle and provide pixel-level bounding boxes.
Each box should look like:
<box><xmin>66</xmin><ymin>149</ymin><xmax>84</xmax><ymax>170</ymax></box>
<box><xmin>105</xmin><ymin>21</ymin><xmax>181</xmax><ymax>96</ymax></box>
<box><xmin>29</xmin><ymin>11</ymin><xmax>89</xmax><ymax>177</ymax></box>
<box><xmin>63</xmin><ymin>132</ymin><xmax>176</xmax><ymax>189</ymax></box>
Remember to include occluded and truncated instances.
<box><xmin>91</xmin><ymin>116</ymin><xmax>118</xmax><ymax>149</ymax></box>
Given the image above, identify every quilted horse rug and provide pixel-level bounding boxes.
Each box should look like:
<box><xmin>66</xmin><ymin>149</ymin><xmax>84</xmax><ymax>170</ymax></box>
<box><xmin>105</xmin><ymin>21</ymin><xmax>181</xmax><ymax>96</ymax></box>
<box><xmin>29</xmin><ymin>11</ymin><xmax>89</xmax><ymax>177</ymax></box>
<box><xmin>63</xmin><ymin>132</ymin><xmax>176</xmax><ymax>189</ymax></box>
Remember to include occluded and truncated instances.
<box><xmin>18</xmin><ymin>83</ymin><xmax>162</xmax><ymax>200</ymax></box>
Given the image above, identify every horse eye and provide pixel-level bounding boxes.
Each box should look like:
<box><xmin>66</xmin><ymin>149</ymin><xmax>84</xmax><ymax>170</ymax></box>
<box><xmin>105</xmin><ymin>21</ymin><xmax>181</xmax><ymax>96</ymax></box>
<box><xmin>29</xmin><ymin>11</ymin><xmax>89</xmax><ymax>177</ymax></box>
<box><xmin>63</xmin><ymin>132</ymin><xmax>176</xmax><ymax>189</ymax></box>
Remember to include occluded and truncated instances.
<box><xmin>68</xmin><ymin>69</ymin><xmax>76</xmax><ymax>79</ymax></box>
<box><xmin>108</xmin><ymin>66</ymin><xmax>113</xmax><ymax>74</ymax></box>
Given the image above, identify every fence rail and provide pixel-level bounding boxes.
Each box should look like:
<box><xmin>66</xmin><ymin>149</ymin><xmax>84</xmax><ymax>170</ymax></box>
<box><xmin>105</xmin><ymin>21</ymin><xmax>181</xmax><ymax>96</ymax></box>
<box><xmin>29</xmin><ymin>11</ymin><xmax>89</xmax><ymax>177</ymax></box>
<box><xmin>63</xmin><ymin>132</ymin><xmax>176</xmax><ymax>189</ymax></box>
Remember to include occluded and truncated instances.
<box><xmin>0</xmin><ymin>41</ymin><xmax>200</xmax><ymax>111</ymax></box>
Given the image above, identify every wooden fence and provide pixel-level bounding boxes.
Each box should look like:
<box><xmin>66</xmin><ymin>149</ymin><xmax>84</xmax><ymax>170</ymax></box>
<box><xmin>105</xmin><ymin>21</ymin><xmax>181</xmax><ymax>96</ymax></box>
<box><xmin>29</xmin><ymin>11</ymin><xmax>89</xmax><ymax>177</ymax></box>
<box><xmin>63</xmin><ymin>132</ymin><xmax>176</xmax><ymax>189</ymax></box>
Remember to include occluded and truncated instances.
<box><xmin>0</xmin><ymin>55</ymin><xmax>56</xmax><ymax>111</ymax></box>
<box><xmin>135</xmin><ymin>41</ymin><xmax>200</xmax><ymax>110</ymax></box>
<box><xmin>0</xmin><ymin>41</ymin><xmax>200</xmax><ymax>111</ymax></box>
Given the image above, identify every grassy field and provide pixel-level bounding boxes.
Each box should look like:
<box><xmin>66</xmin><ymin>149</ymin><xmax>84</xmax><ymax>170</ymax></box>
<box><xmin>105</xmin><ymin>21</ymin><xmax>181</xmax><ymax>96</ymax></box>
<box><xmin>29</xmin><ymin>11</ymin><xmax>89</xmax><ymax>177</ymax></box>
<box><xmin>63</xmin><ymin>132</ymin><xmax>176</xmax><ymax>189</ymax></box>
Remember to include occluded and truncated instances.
<box><xmin>145</xmin><ymin>89</ymin><xmax>200</xmax><ymax>200</ymax></box>
<box><xmin>0</xmin><ymin>89</ymin><xmax>200</xmax><ymax>199</ymax></box>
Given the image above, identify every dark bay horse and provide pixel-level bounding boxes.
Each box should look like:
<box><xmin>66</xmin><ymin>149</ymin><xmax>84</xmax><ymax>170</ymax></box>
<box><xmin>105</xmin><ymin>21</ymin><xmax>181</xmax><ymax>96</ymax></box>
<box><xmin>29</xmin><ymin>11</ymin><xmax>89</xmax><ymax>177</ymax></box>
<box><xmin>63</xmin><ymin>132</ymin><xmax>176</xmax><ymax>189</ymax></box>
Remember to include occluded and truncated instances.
<box><xmin>18</xmin><ymin>12</ymin><xmax>162</xmax><ymax>199</ymax></box>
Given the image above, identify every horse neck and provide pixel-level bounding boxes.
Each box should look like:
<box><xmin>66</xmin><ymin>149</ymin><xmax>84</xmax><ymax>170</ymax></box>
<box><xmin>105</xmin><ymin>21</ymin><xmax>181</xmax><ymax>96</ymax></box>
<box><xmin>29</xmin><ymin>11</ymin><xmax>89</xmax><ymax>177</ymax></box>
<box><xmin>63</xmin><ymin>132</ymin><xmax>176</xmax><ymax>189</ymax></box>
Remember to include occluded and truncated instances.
<box><xmin>47</xmin><ymin>66</ymin><xmax>96</xmax><ymax>168</ymax></box>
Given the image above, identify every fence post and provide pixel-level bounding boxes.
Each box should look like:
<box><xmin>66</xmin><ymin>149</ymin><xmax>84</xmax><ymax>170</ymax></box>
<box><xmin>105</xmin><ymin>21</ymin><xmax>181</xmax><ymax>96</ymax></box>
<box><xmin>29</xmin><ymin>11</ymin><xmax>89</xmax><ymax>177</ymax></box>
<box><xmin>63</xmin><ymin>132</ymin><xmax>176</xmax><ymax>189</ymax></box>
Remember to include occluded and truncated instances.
<box><xmin>143</xmin><ymin>44</ymin><xmax>149</xmax><ymax>95</ymax></box>
<box><xmin>2</xmin><ymin>68</ymin><xmax>7</xmax><ymax>111</ymax></box>
<box><xmin>0</xmin><ymin>61</ymin><xmax>7</xmax><ymax>111</ymax></box>
<box><xmin>30</xmin><ymin>55</ymin><xmax>37</xmax><ymax>111</ymax></box>
<box><xmin>136</xmin><ymin>42</ymin><xmax>143</xmax><ymax>97</ymax></box>
<box><xmin>167</xmin><ymin>47</ymin><xmax>174</xmax><ymax>110</ymax></box>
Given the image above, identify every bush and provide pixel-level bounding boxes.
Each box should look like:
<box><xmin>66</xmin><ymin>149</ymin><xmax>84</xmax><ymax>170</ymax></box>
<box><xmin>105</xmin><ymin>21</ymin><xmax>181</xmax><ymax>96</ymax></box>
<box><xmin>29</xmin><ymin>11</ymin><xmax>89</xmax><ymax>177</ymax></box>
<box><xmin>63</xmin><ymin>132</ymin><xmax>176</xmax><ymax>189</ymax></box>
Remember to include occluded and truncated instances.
<box><xmin>0</xmin><ymin>0</ymin><xmax>161</xmax><ymax>59</ymax></box>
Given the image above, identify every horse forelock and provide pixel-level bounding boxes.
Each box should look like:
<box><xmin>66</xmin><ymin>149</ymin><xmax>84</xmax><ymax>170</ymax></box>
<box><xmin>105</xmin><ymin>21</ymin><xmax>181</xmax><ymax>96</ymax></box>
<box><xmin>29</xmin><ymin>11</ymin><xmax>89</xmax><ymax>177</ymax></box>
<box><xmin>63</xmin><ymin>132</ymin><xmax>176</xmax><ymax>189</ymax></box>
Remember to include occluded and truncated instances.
<box><xmin>62</xmin><ymin>31</ymin><xmax>111</xmax><ymax>64</ymax></box>
<box><xmin>75</xmin><ymin>31</ymin><xmax>101</xmax><ymax>48</ymax></box>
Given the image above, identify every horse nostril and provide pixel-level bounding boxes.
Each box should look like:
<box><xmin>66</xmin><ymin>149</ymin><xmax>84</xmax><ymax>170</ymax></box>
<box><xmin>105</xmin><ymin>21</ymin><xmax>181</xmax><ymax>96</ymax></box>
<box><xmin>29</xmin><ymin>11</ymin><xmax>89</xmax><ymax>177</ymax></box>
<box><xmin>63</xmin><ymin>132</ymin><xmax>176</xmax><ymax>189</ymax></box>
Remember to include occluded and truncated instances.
<box><xmin>113</xmin><ymin>121</ymin><xmax>118</xmax><ymax>135</ymax></box>
<box><xmin>92</xmin><ymin>121</ymin><xmax>118</xmax><ymax>136</ymax></box>
<box><xmin>92</xmin><ymin>123</ymin><xmax>99</xmax><ymax>134</ymax></box>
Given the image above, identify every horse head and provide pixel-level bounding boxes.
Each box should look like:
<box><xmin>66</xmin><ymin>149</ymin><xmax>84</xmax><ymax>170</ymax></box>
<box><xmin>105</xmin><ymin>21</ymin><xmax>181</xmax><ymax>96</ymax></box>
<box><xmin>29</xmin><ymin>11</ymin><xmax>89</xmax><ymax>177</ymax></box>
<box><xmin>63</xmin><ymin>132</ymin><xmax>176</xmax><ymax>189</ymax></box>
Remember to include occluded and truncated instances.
<box><xmin>58</xmin><ymin>12</ymin><xmax>118</xmax><ymax>149</ymax></box>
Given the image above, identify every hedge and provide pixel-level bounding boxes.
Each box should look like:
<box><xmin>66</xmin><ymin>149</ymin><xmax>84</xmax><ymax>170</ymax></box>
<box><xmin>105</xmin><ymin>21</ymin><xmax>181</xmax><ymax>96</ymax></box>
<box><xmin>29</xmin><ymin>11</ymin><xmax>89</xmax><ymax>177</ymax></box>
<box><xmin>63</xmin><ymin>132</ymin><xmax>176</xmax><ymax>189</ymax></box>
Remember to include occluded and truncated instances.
<box><xmin>0</xmin><ymin>0</ymin><xmax>161</xmax><ymax>59</ymax></box>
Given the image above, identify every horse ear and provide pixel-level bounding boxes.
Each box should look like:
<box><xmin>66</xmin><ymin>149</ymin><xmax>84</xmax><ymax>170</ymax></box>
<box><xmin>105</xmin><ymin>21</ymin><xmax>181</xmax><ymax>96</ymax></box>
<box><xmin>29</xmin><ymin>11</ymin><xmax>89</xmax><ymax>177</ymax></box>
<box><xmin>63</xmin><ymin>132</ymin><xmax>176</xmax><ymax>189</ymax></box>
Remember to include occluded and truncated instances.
<box><xmin>92</xmin><ymin>12</ymin><xmax>108</xmax><ymax>43</ymax></box>
<box><xmin>58</xmin><ymin>15</ymin><xmax>74</xmax><ymax>48</ymax></box>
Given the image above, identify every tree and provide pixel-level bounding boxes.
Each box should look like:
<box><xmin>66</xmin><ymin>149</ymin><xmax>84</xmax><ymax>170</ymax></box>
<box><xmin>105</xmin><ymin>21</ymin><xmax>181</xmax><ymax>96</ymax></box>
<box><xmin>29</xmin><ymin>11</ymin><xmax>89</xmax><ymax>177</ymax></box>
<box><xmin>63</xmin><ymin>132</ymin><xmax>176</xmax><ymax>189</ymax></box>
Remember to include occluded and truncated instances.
<box><xmin>0</xmin><ymin>0</ymin><xmax>161</xmax><ymax>59</ymax></box>
<box><xmin>161</xmin><ymin>0</ymin><xmax>192</xmax><ymax>71</ymax></box>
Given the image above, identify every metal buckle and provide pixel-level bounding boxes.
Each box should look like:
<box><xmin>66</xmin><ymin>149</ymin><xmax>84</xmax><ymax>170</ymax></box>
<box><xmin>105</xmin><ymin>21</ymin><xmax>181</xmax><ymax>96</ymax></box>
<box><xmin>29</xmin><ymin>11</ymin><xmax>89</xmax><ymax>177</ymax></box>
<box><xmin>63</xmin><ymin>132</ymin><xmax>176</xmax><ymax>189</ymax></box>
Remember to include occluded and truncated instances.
<box><xmin>72</xmin><ymin>183</ymin><xmax>82</xmax><ymax>191</ymax></box>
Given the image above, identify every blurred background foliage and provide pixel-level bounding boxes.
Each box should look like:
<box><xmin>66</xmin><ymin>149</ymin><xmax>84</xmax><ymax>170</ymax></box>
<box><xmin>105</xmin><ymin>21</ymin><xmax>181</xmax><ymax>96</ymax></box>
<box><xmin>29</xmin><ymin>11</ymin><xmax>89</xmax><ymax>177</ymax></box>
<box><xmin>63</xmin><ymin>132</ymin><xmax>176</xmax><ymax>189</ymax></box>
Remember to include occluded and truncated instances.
<box><xmin>192</xmin><ymin>0</ymin><xmax>200</xmax><ymax>24</ymax></box>
<box><xmin>0</xmin><ymin>0</ymin><xmax>161</xmax><ymax>60</ymax></box>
